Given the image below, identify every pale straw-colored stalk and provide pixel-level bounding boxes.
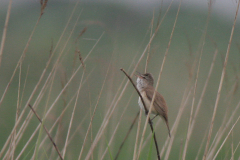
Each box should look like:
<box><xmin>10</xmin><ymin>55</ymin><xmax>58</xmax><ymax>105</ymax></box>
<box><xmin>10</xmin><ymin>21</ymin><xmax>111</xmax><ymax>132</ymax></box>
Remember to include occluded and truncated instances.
<box><xmin>16</xmin><ymin>69</ymin><xmax>94</xmax><ymax>160</ymax></box>
<box><xmin>78</xmin><ymin>60</ymin><xmax>111</xmax><ymax>160</ymax></box>
<box><xmin>182</xmin><ymin>46</ymin><xmax>203</xmax><ymax>160</ymax></box>
<box><xmin>11</xmin><ymin>63</ymin><xmax>22</xmax><ymax>160</ymax></box>
<box><xmin>0</xmin><ymin>4</ymin><xmax>81</xmax><ymax>157</ymax></box>
<box><xmin>62</xmin><ymin>70</ymin><xmax>85</xmax><ymax>158</ymax></box>
<box><xmin>100</xmin><ymin>92</ymin><xmax>134</xmax><ymax>160</ymax></box>
<box><xmin>133</xmin><ymin>109</ymin><xmax>143</xmax><ymax>160</ymax></box>
<box><xmin>137</xmin><ymin>0</ymin><xmax>181</xmax><ymax>159</ymax></box>
<box><xmin>33</xmin><ymin>63</ymin><xmax>59</xmax><ymax>160</ymax></box>
<box><xmin>203</xmin><ymin>0</ymin><xmax>240</xmax><ymax>159</ymax></box>
<box><xmin>188</xmin><ymin>49</ymin><xmax>218</xmax><ymax>138</ymax></box>
<box><xmin>164</xmin><ymin>87</ymin><xmax>193</xmax><ymax>160</ymax></box>
<box><xmin>145</xmin><ymin>10</ymin><xmax>154</xmax><ymax>73</ymax></box>
<box><xmin>212</xmin><ymin>113</ymin><xmax>240</xmax><ymax>160</ymax></box>
<box><xmin>83</xmin><ymin>11</ymin><xmax>168</xmax><ymax>159</ymax></box>
<box><xmin>195</xmin><ymin>128</ymin><xmax>209</xmax><ymax>160</ymax></box>
<box><xmin>182</xmin><ymin>1</ymin><xmax>213</xmax><ymax>158</ymax></box>
<box><xmin>0</xmin><ymin>0</ymin><xmax>12</xmax><ymax>66</ymax></box>
<box><xmin>13</xmin><ymin>32</ymin><xmax>104</xmax><ymax>159</ymax></box>
<box><xmin>230</xmin><ymin>138</ymin><xmax>240</xmax><ymax>160</ymax></box>
<box><xmin>207</xmin><ymin>100</ymin><xmax>240</xmax><ymax>159</ymax></box>
<box><xmin>0</xmin><ymin>17</ymin><xmax>42</xmax><ymax>158</ymax></box>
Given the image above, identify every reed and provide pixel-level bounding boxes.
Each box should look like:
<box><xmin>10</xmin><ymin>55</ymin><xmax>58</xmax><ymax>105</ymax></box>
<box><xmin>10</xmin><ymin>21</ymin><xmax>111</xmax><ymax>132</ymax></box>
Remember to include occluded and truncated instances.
<box><xmin>0</xmin><ymin>1</ymin><xmax>240</xmax><ymax>160</ymax></box>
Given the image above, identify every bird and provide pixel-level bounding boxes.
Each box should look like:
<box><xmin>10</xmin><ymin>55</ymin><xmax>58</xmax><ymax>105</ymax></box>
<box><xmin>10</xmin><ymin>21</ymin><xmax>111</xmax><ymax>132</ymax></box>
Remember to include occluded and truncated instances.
<box><xmin>136</xmin><ymin>72</ymin><xmax>171</xmax><ymax>137</ymax></box>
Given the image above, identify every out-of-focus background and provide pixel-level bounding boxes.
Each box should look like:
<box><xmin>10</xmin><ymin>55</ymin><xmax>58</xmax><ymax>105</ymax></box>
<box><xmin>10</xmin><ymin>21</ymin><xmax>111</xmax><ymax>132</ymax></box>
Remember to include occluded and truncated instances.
<box><xmin>0</xmin><ymin>0</ymin><xmax>240</xmax><ymax>159</ymax></box>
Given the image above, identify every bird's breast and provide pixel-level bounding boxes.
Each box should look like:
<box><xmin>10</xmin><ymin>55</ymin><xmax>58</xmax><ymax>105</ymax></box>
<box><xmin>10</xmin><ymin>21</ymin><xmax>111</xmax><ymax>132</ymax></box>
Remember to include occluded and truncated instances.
<box><xmin>138</xmin><ymin>91</ymin><xmax>158</xmax><ymax>115</ymax></box>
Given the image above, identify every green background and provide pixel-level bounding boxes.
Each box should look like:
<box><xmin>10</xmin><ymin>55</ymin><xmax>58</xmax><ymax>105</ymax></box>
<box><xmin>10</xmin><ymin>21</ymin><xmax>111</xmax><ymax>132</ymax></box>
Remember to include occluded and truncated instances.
<box><xmin>0</xmin><ymin>1</ymin><xmax>240</xmax><ymax>159</ymax></box>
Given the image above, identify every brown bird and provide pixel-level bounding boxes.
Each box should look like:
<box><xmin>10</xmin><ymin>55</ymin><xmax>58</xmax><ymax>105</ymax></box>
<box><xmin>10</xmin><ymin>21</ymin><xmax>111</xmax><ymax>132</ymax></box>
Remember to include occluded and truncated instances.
<box><xmin>136</xmin><ymin>73</ymin><xmax>171</xmax><ymax>137</ymax></box>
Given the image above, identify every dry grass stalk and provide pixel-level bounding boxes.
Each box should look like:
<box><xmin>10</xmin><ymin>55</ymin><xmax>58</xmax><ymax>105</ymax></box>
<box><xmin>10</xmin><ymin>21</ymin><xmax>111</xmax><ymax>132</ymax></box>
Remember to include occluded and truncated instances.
<box><xmin>145</xmin><ymin>10</ymin><xmax>155</xmax><ymax>73</ymax></box>
<box><xmin>203</xmin><ymin>0</ymin><xmax>240</xmax><ymax>159</ymax></box>
<box><xmin>75</xmin><ymin>27</ymin><xmax>87</xmax><ymax>43</ymax></box>
<box><xmin>74</xmin><ymin>27</ymin><xmax>87</xmax><ymax>70</ymax></box>
<box><xmin>84</xmin><ymin>38</ymin><xmax>157</xmax><ymax>158</ymax></box>
<box><xmin>78</xmin><ymin>50</ymin><xmax>85</xmax><ymax>69</ymax></box>
<box><xmin>53</xmin><ymin>67</ymin><xmax>68</xmax><ymax>154</ymax></box>
<box><xmin>0</xmin><ymin>0</ymin><xmax>12</xmax><ymax>67</ymax></box>
<box><xmin>28</xmin><ymin>104</ymin><xmax>63</xmax><ymax>160</ymax></box>
<box><xmin>12</xmin><ymin>32</ymin><xmax>103</xmax><ymax>159</ymax></box>
<box><xmin>182</xmin><ymin>45</ymin><xmax>203</xmax><ymax>160</ymax></box>
<box><xmin>212</xmin><ymin>113</ymin><xmax>240</xmax><ymax>160</ymax></box>
<box><xmin>137</xmin><ymin>0</ymin><xmax>181</xmax><ymax>159</ymax></box>
<box><xmin>115</xmin><ymin>5</ymin><xmax>169</xmax><ymax>157</ymax></box>
<box><xmin>33</xmin><ymin>69</ymin><xmax>94</xmax><ymax>157</ymax></box>
<box><xmin>37</xmin><ymin>75</ymin><xmax>93</xmax><ymax>154</ymax></box>
<box><xmin>37</xmin><ymin>91</ymin><xmax>78</xmax><ymax>157</ymax></box>
<box><xmin>34</xmin><ymin>63</ymin><xmax>59</xmax><ymax>160</ymax></box>
<box><xmin>95</xmin><ymin>56</ymin><xmax>138</xmax><ymax>160</ymax></box>
<box><xmin>207</xmin><ymin>100</ymin><xmax>240</xmax><ymax>159</ymax></box>
<box><xmin>1</xmin><ymin>7</ymin><xmax>77</xmax><ymax>155</ymax></box>
<box><xmin>154</xmin><ymin>0</ymin><xmax>174</xmax><ymax>35</ymax></box>
<box><xmin>15</xmin><ymin>120</ymin><xmax>41</xmax><ymax>160</ymax></box>
<box><xmin>102</xmin><ymin>92</ymin><xmax>135</xmax><ymax>160</ymax></box>
<box><xmin>30</xmin><ymin>69</ymin><xmax>93</xmax><ymax>159</ymax></box>
<box><xmin>40</xmin><ymin>0</ymin><xmax>48</xmax><ymax>15</ymax></box>
<box><xmin>9</xmin><ymin>63</ymin><xmax>22</xmax><ymax>160</ymax></box>
<box><xmin>133</xmin><ymin>110</ymin><xmax>142</xmax><ymax>160</ymax></box>
<box><xmin>182</xmin><ymin>0</ymin><xmax>213</xmax><ymax>156</ymax></box>
<box><xmin>188</xmin><ymin>49</ymin><xmax>218</xmax><ymax>136</ymax></box>
<box><xmin>14</xmin><ymin>8</ymin><xmax>83</xmax><ymax>145</ymax></box>
<box><xmin>78</xmin><ymin>61</ymin><xmax>111</xmax><ymax>160</ymax></box>
<box><xmin>230</xmin><ymin>138</ymin><xmax>240</xmax><ymax>160</ymax></box>
<box><xmin>13</xmin><ymin>70</ymin><xmax>57</xmax><ymax>160</ymax></box>
<box><xmin>84</xmin><ymin>14</ymin><xmax>165</xmax><ymax>158</ymax></box>
<box><xmin>1</xmin><ymin>1</ymin><xmax>240</xmax><ymax>159</ymax></box>
<box><xmin>163</xmin><ymin>87</ymin><xmax>193</xmax><ymax>160</ymax></box>
<box><xmin>0</xmin><ymin>12</ymin><xmax>50</xmax><ymax>160</ymax></box>
<box><xmin>120</xmin><ymin>69</ymin><xmax>161</xmax><ymax>160</ymax></box>
<box><xmin>160</xmin><ymin>33</ymin><xmax>196</xmax><ymax>158</ymax></box>
<box><xmin>62</xmin><ymin>70</ymin><xmax>85</xmax><ymax>158</ymax></box>
<box><xmin>194</xmin><ymin>128</ymin><xmax>209</xmax><ymax>160</ymax></box>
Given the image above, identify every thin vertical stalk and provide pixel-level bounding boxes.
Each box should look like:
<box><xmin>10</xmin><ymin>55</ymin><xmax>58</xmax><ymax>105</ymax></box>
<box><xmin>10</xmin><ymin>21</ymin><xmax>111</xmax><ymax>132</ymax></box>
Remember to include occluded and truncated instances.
<box><xmin>133</xmin><ymin>110</ymin><xmax>142</xmax><ymax>160</ymax></box>
<box><xmin>212</xmin><ymin>114</ymin><xmax>240</xmax><ymax>160</ymax></box>
<box><xmin>78</xmin><ymin>60</ymin><xmax>111</xmax><ymax>160</ymax></box>
<box><xmin>164</xmin><ymin>87</ymin><xmax>193</xmax><ymax>160</ymax></box>
<box><xmin>137</xmin><ymin>0</ymin><xmax>181</xmax><ymax>158</ymax></box>
<box><xmin>62</xmin><ymin>71</ymin><xmax>85</xmax><ymax>158</ymax></box>
<box><xmin>0</xmin><ymin>0</ymin><xmax>12</xmax><ymax>66</ymax></box>
<box><xmin>203</xmin><ymin>0</ymin><xmax>240</xmax><ymax>159</ymax></box>
<box><xmin>182</xmin><ymin>1</ymin><xmax>213</xmax><ymax>158</ymax></box>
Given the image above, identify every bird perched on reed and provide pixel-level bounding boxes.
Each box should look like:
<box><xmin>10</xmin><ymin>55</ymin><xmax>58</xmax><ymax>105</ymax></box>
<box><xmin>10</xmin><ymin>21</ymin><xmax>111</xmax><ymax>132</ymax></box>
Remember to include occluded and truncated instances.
<box><xmin>136</xmin><ymin>72</ymin><xmax>171</xmax><ymax>137</ymax></box>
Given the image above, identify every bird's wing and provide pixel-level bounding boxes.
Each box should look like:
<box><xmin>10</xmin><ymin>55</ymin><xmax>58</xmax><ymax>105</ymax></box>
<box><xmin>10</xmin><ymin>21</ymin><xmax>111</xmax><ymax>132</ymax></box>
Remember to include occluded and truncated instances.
<box><xmin>144</xmin><ymin>86</ymin><xmax>171</xmax><ymax>137</ymax></box>
<box><xmin>144</xmin><ymin>86</ymin><xmax>168</xmax><ymax>115</ymax></box>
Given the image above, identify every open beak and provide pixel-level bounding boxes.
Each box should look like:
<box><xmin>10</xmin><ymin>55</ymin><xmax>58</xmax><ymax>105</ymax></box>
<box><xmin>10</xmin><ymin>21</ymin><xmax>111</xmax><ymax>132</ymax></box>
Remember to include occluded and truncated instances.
<box><xmin>136</xmin><ymin>71</ymin><xmax>141</xmax><ymax>75</ymax></box>
<box><xmin>135</xmin><ymin>71</ymin><xmax>143</xmax><ymax>79</ymax></box>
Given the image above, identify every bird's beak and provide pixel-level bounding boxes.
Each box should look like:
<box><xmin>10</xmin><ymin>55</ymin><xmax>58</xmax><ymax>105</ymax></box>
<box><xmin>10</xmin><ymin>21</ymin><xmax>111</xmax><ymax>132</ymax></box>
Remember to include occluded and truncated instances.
<box><xmin>135</xmin><ymin>71</ymin><xmax>143</xmax><ymax>79</ymax></box>
<box><xmin>134</xmin><ymin>74</ymin><xmax>139</xmax><ymax>78</ymax></box>
<box><xmin>136</xmin><ymin>71</ymin><xmax>141</xmax><ymax>75</ymax></box>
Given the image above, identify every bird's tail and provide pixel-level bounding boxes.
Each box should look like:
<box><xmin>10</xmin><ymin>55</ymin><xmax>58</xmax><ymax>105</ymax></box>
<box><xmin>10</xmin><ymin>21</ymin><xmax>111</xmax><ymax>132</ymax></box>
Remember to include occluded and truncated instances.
<box><xmin>166</xmin><ymin>121</ymin><xmax>171</xmax><ymax>138</ymax></box>
<box><xmin>162</xmin><ymin>115</ymin><xmax>171</xmax><ymax>138</ymax></box>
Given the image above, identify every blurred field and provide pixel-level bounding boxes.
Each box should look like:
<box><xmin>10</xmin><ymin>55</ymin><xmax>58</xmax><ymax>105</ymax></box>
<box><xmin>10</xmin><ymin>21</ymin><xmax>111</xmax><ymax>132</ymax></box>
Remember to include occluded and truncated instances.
<box><xmin>0</xmin><ymin>1</ymin><xmax>240</xmax><ymax>160</ymax></box>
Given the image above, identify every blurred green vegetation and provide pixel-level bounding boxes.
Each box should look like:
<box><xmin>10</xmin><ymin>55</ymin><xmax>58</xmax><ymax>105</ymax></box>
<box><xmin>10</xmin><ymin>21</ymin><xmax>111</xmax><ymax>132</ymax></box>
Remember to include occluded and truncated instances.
<box><xmin>0</xmin><ymin>1</ymin><xmax>240</xmax><ymax>159</ymax></box>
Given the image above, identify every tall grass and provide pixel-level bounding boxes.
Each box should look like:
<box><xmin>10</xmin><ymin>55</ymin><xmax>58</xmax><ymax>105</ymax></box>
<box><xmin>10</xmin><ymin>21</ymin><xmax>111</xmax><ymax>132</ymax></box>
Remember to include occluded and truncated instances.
<box><xmin>0</xmin><ymin>0</ymin><xmax>240</xmax><ymax>160</ymax></box>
